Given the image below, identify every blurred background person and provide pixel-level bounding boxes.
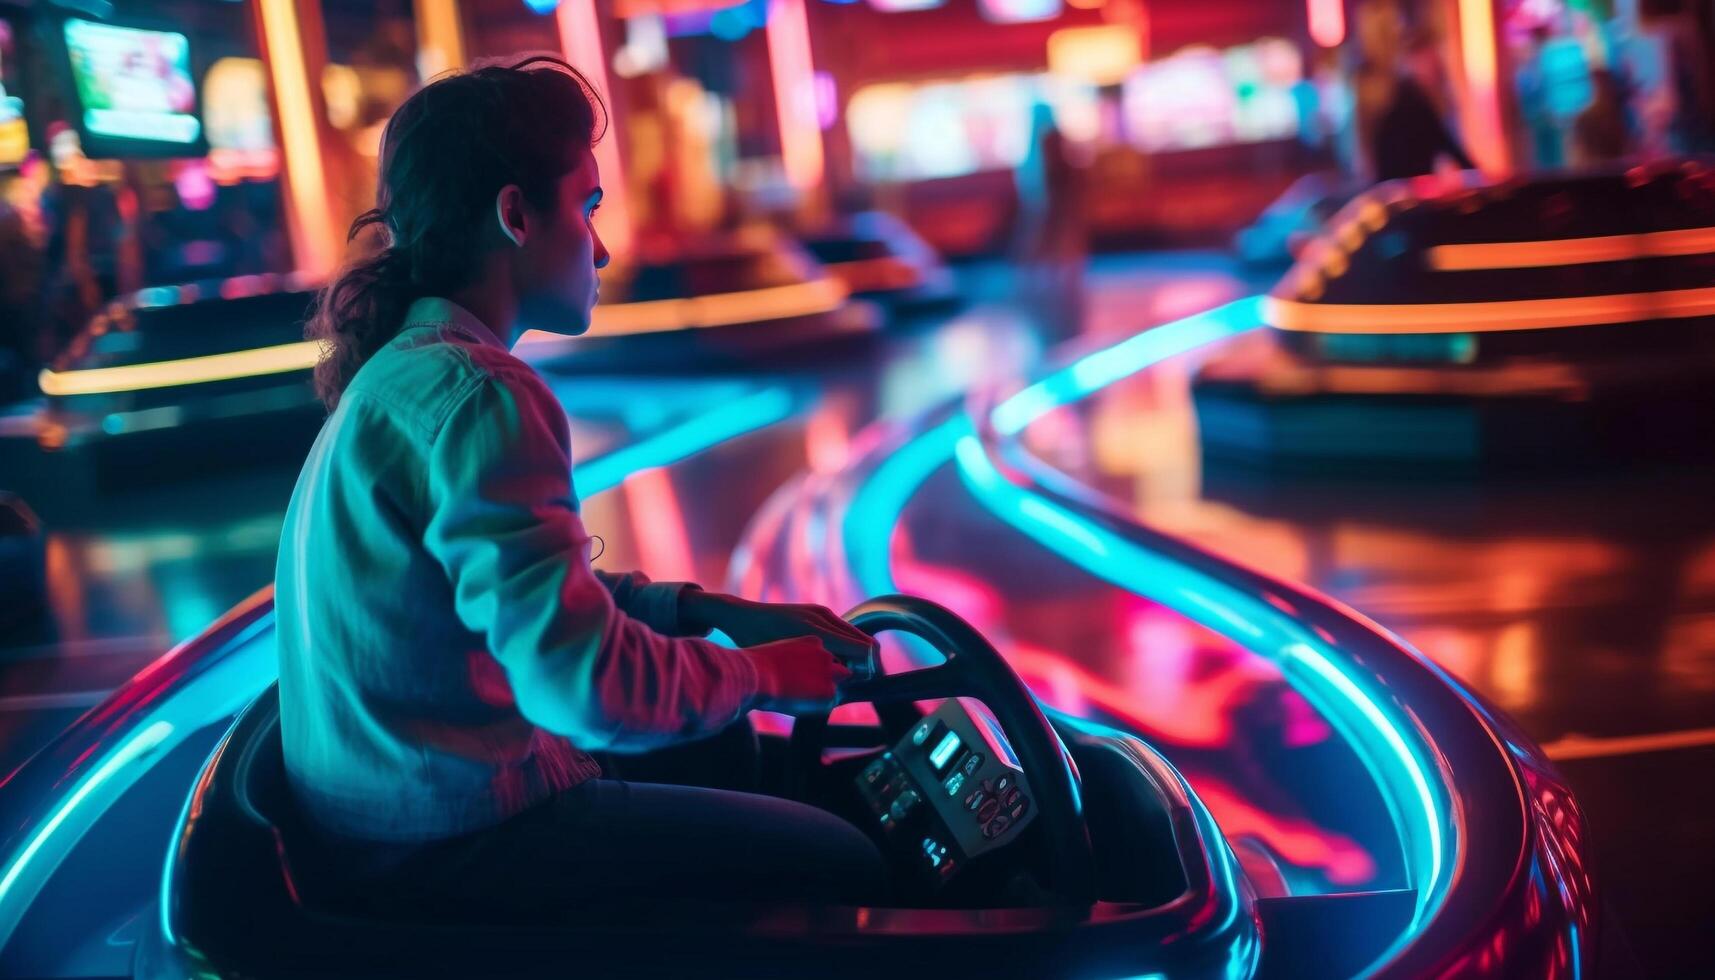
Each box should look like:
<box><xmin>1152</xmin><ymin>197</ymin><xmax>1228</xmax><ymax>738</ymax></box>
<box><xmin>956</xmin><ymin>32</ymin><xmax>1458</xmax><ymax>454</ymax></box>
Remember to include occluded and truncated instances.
<box><xmin>1574</xmin><ymin>69</ymin><xmax>1635</xmax><ymax>165</ymax></box>
<box><xmin>1352</xmin><ymin>0</ymin><xmax>1476</xmax><ymax>183</ymax></box>
<box><xmin>1012</xmin><ymin>104</ymin><xmax>1087</xmax><ymax>336</ymax></box>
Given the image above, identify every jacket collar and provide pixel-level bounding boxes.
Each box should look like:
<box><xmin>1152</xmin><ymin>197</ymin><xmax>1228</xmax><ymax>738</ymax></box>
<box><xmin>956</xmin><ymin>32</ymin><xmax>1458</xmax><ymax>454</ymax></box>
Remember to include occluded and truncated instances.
<box><xmin>401</xmin><ymin>296</ymin><xmax>508</xmax><ymax>351</ymax></box>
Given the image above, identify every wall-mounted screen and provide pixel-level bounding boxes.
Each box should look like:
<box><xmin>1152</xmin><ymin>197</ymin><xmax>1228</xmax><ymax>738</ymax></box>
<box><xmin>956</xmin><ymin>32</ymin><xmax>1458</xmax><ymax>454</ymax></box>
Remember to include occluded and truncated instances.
<box><xmin>847</xmin><ymin>74</ymin><xmax>1097</xmax><ymax>182</ymax></box>
<box><xmin>64</xmin><ymin>18</ymin><xmax>205</xmax><ymax>157</ymax></box>
<box><xmin>1122</xmin><ymin>39</ymin><xmax>1303</xmax><ymax>153</ymax></box>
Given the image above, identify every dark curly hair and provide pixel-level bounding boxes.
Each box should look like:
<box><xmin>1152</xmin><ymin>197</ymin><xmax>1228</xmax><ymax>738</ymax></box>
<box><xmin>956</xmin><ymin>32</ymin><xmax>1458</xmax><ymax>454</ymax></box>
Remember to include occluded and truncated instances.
<box><xmin>307</xmin><ymin>55</ymin><xmax>606</xmax><ymax>410</ymax></box>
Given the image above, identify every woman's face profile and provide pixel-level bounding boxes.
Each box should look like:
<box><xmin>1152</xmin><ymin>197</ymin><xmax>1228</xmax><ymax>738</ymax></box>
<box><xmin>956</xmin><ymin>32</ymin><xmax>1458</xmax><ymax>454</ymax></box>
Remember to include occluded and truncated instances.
<box><xmin>513</xmin><ymin>147</ymin><xmax>610</xmax><ymax>336</ymax></box>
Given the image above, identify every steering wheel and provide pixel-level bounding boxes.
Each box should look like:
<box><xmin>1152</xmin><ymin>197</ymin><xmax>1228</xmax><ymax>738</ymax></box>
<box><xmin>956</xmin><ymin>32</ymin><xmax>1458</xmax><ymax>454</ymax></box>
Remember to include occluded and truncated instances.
<box><xmin>787</xmin><ymin>594</ymin><xmax>1097</xmax><ymax>903</ymax></box>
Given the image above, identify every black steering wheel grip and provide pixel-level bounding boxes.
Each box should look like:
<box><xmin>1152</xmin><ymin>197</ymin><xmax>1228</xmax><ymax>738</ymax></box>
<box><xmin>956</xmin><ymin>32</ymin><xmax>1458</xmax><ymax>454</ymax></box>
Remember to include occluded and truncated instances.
<box><xmin>790</xmin><ymin>594</ymin><xmax>1097</xmax><ymax>903</ymax></box>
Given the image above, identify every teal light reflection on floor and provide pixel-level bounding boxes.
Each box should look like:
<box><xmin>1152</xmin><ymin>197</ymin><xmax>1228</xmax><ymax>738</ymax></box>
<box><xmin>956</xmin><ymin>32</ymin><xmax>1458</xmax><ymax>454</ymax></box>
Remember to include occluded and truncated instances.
<box><xmin>989</xmin><ymin>297</ymin><xmax>1262</xmax><ymax>436</ymax></box>
<box><xmin>574</xmin><ymin>386</ymin><xmax>795</xmax><ymax>498</ymax></box>
<box><xmin>841</xmin><ymin>417</ymin><xmax>966</xmax><ymax>596</ymax></box>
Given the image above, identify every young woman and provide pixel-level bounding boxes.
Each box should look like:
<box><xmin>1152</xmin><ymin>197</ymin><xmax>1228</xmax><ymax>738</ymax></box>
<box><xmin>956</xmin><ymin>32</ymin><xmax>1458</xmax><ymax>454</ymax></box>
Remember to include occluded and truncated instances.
<box><xmin>277</xmin><ymin>55</ymin><xmax>885</xmax><ymax>913</ymax></box>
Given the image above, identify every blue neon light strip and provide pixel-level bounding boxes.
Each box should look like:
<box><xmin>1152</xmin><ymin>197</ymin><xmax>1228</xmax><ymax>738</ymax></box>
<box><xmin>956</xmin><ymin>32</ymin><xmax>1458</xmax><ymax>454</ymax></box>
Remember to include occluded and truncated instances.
<box><xmin>956</xmin><ymin>301</ymin><xmax>1452</xmax><ymax>973</ymax></box>
<box><xmin>838</xmin><ymin>296</ymin><xmax>1453</xmax><ymax>975</ymax></box>
<box><xmin>953</xmin><ymin>433</ymin><xmax>1445</xmax><ymax>902</ymax></box>
<box><xmin>0</xmin><ymin>384</ymin><xmax>799</xmax><ymax>953</ymax></box>
<box><xmin>989</xmin><ymin>299</ymin><xmax>1263</xmax><ymax>436</ymax></box>
<box><xmin>0</xmin><ymin>721</ymin><xmax>175</xmax><ymax>904</ymax></box>
<box><xmin>575</xmin><ymin>386</ymin><xmax>795</xmax><ymax>497</ymax></box>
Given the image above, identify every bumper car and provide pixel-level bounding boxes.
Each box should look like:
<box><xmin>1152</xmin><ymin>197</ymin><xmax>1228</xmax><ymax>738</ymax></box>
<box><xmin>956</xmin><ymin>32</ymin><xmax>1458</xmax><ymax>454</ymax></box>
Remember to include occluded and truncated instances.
<box><xmin>5</xmin><ymin>275</ymin><xmax>327</xmax><ymax>510</ymax></box>
<box><xmin>518</xmin><ymin>228</ymin><xmax>879</xmax><ymax>372</ymax></box>
<box><xmin>1232</xmin><ymin>171</ymin><xmax>1369</xmax><ymax>269</ymax></box>
<box><xmin>1198</xmin><ymin>160</ymin><xmax>1715</xmax><ymax>469</ymax></box>
<box><xmin>798</xmin><ymin>212</ymin><xmax>962</xmax><ymax>318</ymax></box>
<box><xmin>131</xmin><ymin>595</ymin><xmax>1325</xmax><ymax>979</ymax></box>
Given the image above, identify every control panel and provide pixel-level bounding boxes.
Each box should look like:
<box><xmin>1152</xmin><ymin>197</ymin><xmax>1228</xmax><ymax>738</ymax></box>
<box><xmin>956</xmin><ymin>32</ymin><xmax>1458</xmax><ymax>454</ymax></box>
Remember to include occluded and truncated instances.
<box><xmin>853</xmin><ymin>699</ymin><xmax>1035</xmax><ymax>885</ymax></box>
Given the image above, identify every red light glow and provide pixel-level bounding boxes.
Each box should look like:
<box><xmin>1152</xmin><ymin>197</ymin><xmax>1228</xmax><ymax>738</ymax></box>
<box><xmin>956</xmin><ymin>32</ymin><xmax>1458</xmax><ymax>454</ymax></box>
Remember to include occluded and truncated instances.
<box><xmin>1308</xmin><ymin>0</ymin><xmax>1346</xmax><ymax>48</ymax></box>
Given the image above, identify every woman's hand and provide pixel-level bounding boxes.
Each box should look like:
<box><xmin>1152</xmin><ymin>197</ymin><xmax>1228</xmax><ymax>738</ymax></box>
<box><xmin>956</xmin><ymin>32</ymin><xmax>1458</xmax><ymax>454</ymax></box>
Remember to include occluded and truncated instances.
<box><xmin>745</xmin><ymin>637</ymin><xmax>851</xmax><ymax>715</ymax></box>
<box><xmin>682</xmin><ymin>591</ymin><xmax>876</xmax><ymax>668</ymax></box>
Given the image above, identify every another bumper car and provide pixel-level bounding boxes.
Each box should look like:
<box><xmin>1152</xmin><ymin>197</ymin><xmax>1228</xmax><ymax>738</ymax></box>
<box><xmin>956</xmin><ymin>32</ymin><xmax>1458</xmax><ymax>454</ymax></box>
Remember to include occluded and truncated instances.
<box><xmin>1198</xmin><ymin>160</ymin><xmax>1715</xmax><ymax>469</ymax></box>
<box><xmin>798</xmin><ymin>212</ymin><xmax>961</xmax><ymax>319</ymax></box>
<box><xmin>519</xmin><ymin>229</ymin><xmax>880</xmax><ymax>372</ymax></box>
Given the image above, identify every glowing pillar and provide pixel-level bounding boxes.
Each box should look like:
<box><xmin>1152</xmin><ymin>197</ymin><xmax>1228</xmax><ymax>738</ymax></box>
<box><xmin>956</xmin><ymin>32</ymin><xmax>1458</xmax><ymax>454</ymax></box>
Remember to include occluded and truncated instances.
<box><xmin>253</xmin><ymin>0</ymin><xmax>343</xmax><ymax>279</ymax></box>
<box><xmin>1308</xmin><ymin>0</ymin><xmax>1345</xmax><ymax>48</ymax></box>
<box><xmin>556</xmin><ymin>0</ymin><xmax>635</xmax><ymax>256</ymax></box>
<box><xmin>767</xmin><ymin>0</ymin><xmax>824</xmax><ymax>193</ymax></box>
<box><xmin>413</xmin><ymin>0</ymin><xmax>467</xmax><ymax>80</ymax></box>
<box><xmin>1456</xmin><ymin>0</ymin><xmax>1508</xmax><ymax>174</ymax></box>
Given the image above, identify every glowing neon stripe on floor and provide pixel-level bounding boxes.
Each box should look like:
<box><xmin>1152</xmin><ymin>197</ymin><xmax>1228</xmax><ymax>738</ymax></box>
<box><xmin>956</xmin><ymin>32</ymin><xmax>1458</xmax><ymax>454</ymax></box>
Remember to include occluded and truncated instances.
<box><xmin>574</xmin><ymin>387</ymin><xmax>794</xmax><ymax>496</ymax></box>
<box><xmin>992</xmin><ymin>299</ymin><xmax>1266</xmax><ymax>435</ymax></box>
<box><xmin>0</xmin><ymin>384</ymin><xmax>798</xmax><ymax>953</ymax></box>
<box><xmin>839</xmin><ymin>295</ymin><xmax>1452</xmax><ymax>976</ymax></box>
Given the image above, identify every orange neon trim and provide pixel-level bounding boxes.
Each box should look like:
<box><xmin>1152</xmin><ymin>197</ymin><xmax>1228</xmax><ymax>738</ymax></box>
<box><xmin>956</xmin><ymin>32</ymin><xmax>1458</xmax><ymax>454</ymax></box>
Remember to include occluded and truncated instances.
<box><xmin>1308</xmin><ymin>0</ymin><xmax>1346</xmax><ymax>48</ymax></box>
<box><xmin>38</xmin><ymin>342</ymin><xmax>321</xmax><ymax>396</ymax></box>
<box><xmin>1456</xmin><ymin>0</ymin><xmax>1506</xmax><ymax>174</ymax></box>
<box><xmin>556</xmin><ymin>0</ymin><xmax>634</xmax><ymax>257</ymax></box>
<box><xmin>1263</xmin><ymin>285</ymin><xmax>1715</xmax><ymax>335</ymax></box>
<box><xmin>257</xmin><ymin>0</ymin><xmax>340</xmax><ymax>278</ymax></box>
<box><xmin>577</xmin><ymin>277</ymin><xmax>847</xmax><ymax>337</ymax></box>
<box><xmin>1427</xmin><ymin>226</ymin><xmax>1715</xmax><ymax>270</ymax></box>
<box><xmin>766</xmin><ymin>0</ymin><xmax>824</xmax><ymax>192</ymax></box>
<box><xmin>43</xmin><ymin>280</ymin><xmax>848</xmax><ymax>395</ymax></box>
<box><xmin>826</xmin><ymin>256</ymin><xmax>921</xmax><ymax>292</ymax></box>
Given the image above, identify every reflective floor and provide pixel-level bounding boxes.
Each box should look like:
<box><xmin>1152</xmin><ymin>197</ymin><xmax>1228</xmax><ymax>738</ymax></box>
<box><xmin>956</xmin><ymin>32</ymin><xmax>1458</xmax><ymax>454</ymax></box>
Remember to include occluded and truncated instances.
<box><xmin>4</xmin><ymin>251</ymin><xmax>1710</xmax><ymax>975</ymax></box>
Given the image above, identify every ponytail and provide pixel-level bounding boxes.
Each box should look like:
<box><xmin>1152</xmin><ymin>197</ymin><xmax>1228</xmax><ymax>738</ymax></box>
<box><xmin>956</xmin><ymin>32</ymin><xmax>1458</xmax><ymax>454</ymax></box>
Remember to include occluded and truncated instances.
<box><xmin>306</xmin><ymin>210</ymin><xmax>421</xmax><ymax>410</ymax></box>
<box><xmin>303</xmin><ymin>55</ymin><xmax>605</xmax><ymax>411</ymax></box>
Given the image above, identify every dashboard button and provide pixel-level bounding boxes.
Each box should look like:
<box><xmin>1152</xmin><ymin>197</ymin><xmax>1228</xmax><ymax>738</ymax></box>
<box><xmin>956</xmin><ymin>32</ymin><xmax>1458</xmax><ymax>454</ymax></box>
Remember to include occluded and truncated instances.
<box><xmin>982</xmin><ymin>814</ymin><xmax>1011</xmax><ymax>839</ymax></box>
<box><xmin>1003</xmin><ymin>787</ymin><xmax>1022</xmax><ymax>807</ymax></box>
<box><xmin>963</xmin><ymin>789</ymin><xmax>985</xmax><ymax>811</ymax></box>
<box><xmin>962</xmin><ymin>753</ymin><xmax>984</xmax><ymax>776</ymax></box>
<box><xmin>943</xmin><ymin>771</ymin><xmax>966</xmax><ymax>796</ymax></box>
<box><xmin>890</xmin><ymin>790</ymin><xmax>920</xmax><ymax>820</ymax></box>
<box><xmin>912</xmin><ymin>722</ymin><xmax>933</xmax><ymax>745</ymax></box>
<box><xmin>1009</xmin><ymin>796</ymin><xmax>1028</xmax><ymax>821</ymax></box>
<box><xmin>978</xmin><ymin>797</ymin><xmax>1000</xmax><ymax>823</ymax></box>
<box><xmin>995</xmin><ymin>774</ymin><xmax>1012</xmax><ymax>794</ymax></box>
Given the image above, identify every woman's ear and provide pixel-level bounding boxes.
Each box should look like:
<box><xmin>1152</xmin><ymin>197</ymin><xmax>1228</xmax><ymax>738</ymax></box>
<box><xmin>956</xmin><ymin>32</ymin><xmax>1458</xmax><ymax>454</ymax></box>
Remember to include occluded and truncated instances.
<box><xmin>495</xmin><ymin>184</ymin><xmax>528</xmax><ymax>247</ymax></box>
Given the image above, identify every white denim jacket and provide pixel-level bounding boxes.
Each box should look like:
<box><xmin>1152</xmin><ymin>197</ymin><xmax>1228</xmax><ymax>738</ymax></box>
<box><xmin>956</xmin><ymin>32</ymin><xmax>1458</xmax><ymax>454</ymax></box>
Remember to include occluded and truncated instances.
<box><xmin>276</xmin><ymin>297</ymin><xmax>758</xmax><ymax>843</ymax></box>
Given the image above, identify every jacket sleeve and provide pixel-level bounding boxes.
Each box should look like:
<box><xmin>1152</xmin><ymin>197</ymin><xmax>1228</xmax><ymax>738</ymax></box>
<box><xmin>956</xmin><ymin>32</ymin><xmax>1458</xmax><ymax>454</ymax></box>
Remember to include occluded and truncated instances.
<box><xmin>423</xmin><ymin>367</ymin><xmax>757</xmax><ymax>752</ymax></box>
<box><xmin>591</xmin><ymin>570</ymin><xmax>711</xmax><ymax>638</ymax></box>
